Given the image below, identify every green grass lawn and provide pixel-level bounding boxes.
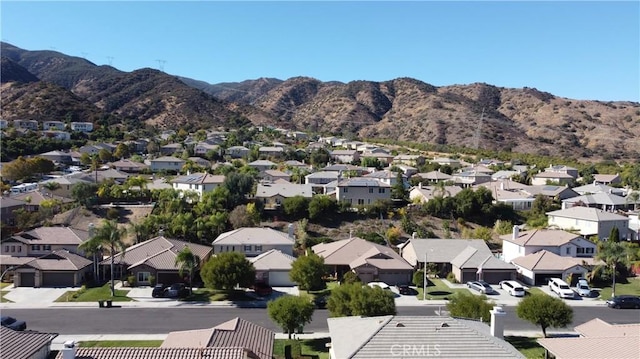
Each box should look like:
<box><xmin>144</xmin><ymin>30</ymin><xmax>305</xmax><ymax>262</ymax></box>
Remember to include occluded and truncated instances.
<box><xmin>186</xmin><ymin>288</ymin><xmax>255</xmax><ymax>302</ymax></box>
<box><xmin>273</xmin><ymin>338</ymin><xmax>330</xmax><ymax>359</ymax></box>
<box><xmin>0</xmin><ymin>282</ymin><xmax>11</xmax><ymax>289</ymax></box>
<box><xmin>79</xmin><ymin>340</ymin><xmax>163</xmax><ymax>348</ymax></box>
<box><xmin>0</xmin><ymin>291</ymin><xmax>12</xmax><ymax>303</ymax></box>
<box><xmin>526</xmin><ymin>287</ymin><xmax>546</xmax><ymax>296</ymax></box>
<box><xmin>505</xmin><ymin>336</ymin><xmax>545</xmax><ymax>359</ymax></box>
<box><xmin>416</xmin><ymin>278</ymin><xmax>469</xmax><ymax>300</ymax></box>
<box><xmin>596</xmin><ymin>277</ymin><xmax>640</xmax><ymax>299</ymax></box>
<box><xmin>55</xmin><ymin>283</ymin><xmax>133</xmax><ymax>302</ymax></box>
<box><xmin>299</xmin><ymin>281</ymin><xmax>339</xmax><ymax>301</ymax></box>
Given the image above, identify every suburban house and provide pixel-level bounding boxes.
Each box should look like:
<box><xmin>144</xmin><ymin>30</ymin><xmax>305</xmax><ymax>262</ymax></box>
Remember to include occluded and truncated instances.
<box><xmin>562</xmin><ymin>192</ymin><xmax>629</xmax><ymax>212</ymax></box>
<box><xmin>70</xmin><ymin>122</ymin><xmax>93</xmax><ymax>132</ymax></box>
<box><xmin>75</xmin><ymin>169</ymin><xmax>130</xmax><ymax>184</ymax></box>
<box><xmin>431</xmin><ymin>157</ymin><xmax>461</xmax><ymax>168</ymax></box>
<box><xmin>414</xmin><ymin>170</ymin><xmax>453</xmax><ymax>183</ymax></box>
<box><xmin>364</xmin><ymin>170</ymin><xmax>407</xmax><ymax>187</ymax></box>
<box><xmin>476</xmin><ymin>181</ymin><xmax>535</xmax><ymax>210</ymax></box>
<box><xmin>13</xmin><ymin>119</ymin><xmax>38</xmax><ymax>130</ymax></box>
<box><xmin>501</xmin><ymin>227</ymin><xmax>597</xmax><ymax>264</ymax></box>
<box><xmin>161</xmin><ymin>317</ymin><xmax>275</xmax><ymax>359</ymax></box>
<box><xmin>330</xmin><ymin>149</ymin><xmax>360</xmax><ymax>164</ymax></box>
<box><xmin>360</xmin><ymin>151</ymin><xmax>394</xmax><ymax>165</ymax></box>
<box><xmin>572</xmin><ymin>183</ymin><xmax>625</xmax><ymax>196</ymax></box>
<box><xmin>538</xmin><ymin>318</ymin><xmax>640</xmax><ymax>359</ymax></box>
<box><xmin>258</xmin><ymin>146</ymin><xmax>285</xmax><ymax>157</ymax></box>
<box><xmin>593</xmin><ymin>173</ymin><xmax>621</xmax><ymax>185</ymax></box>
<box><xmin>327</xmin><ymin>315</ymin><xmax>524</xmax><ymax>359</ymax></box>
<box><xmin>194</xmin><ymin>142</ymin><xmax>219</xmax><ymax>156</ymax></box>
<box><xmin>0</xmin><ymin>326</ymin><xmax>58</xmax><ymax>359</ymax></box>
<box><xmin>42</xmin><ymin>130</ymin><xmax>71</xmax><ymax>141</ymax></box>
<box><xmin>400</xmin><ymin>238</ymin><xmax>516</xmax><ymax>284</ymax></box>
<box><xmin>335</xmin><ymin>178</ymin><xmax>391</xmax><ymax>207</ymax></box>
<box><xmin>409</xmin><ymin>184</ymin><xmax>462</xmax><ymax>204</ymax></box>
<box><xmin>312</xmin><ymin>237</ymin><xmax>413</xmax><ymax>284</ymax></box>
<box><xmin>305</xmin><ymin>171</ymin><xmax>340</xmax><ymax>186</ymax></box>
<box><xmin>452</xmin><ymin>170</ymin><xmax>492</xmax><ymax>187</ymax></box>
<box><xmin>171</xmin><ymin>172</ymin><xmax>225</xmax><ymax>198</ymax></box>
<box><xmin>11</xmin><ymin>191</ymin><xmax>74</xmax><ymax>213</ymax></box>
<box><xmin>149</xmin><ymin>156</ymin><xmax>186</xmax><ymax>172</ymax></box>
<box><xmin>12</xmin><ymin>250</ymin><xmax>92</xmax><ymax>287</ymax></box>
<box><xmin>100</xmin><ymin>236</ymin><xmax>213</xmax><ymax>286</ymax></box>
<box><xmin>226</xmin><ymin>145</ymin><xmax>250</xmax><ymax>158</ymax></box>
<box><xmin>250</xmin><ymin>249</ymin><xmax>296</xmax><ymax>286</ymax></box>
<box><xmin>212</xmin><ymin>227</ymin><xmax>295</xmax><ymax>257</ymax></box>
<box><xmin>40</xmin><ymin>176</ymin><xmax>91</xmax><ymax>198</ymax></box>
<box><xmin>0</xmin><ymin>197</ymin><xmax>26</xmax><ymax>226</ymax></box>
<box><xmin>546</xmin><ymin>206</ymin><xmax>630</xmax><ymax>240</ymax></box>
<box><xmin>109</xmin><ymin>159</ymin><xmax>148</xmax><ymax>173</ymax></box>
<box><xmin>160</xmin><ymin>143</ymin><xmax>183</xmax><ymax>155</ymax></box>
<box><xmin>255</xmin><ymin>183</ymin><xmax>313</xmax><ymax>209</ymax></box>
<box><xmin>531</xmin><ymin>171</ymin><xmax>575</xmax><ymax>186</ymax></box>
<box><xmin>393</xmin><ymin>154</ymin><xmax>426</xmax><ymax>166</ymax></box>
<box><xmin>37</xmin><ymin>150</ymin><xmax>73</xmax><ymax>164</ymax></box>
<box><xmin>248</xmin><ymin>159</ymin><xmax>276</xmax><ymax>172</ymax></box>
<box><xmin>187</xmin><ymin>156</ymin><xmax>212</xmax><ymax>169</ymax></box>
<box><xmin>56</xmin><ymin>346</ymin><xmax>257</xmax><ymax>359</ymax></box>
<box><xmin>262</xmin><ymin>169</ymin><xmax>291</xmax><ymax>182</ymax></box>
<box><xmin>2</xmin><ymin>226</ymin><xmax>90</xmax><ymax>257</ymax></box>
<box><xmin>524</xmin><ymin>185</ymin><xmax>580</xmax><ymax>200</ymax></box>
<box><xmin>511</xmin><ymin>250</ymin><xmax>590</xmax><ymax>286</ymax></box>
<box><xmin>392</xmin><ymin>164</ymin><xmax>418</xmax><ymax>177</ymax></box>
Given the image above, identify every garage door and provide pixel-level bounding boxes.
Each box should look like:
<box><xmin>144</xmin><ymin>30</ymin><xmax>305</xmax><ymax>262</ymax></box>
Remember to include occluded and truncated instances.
<box><xmin>535</xmin><ymin>273</ymin><xmax>563</xmax><ymax>286</ymax></box>
<box><xmin>42</xmin><ymin>272</ymin><xmax>74</xmax><ymax>287</ymax></box>
<box><xmin>267</xmin><ymin>271</ymin><xmax>295</xmax><ymax>287</ymax></box>
<box><xmin>379</xmin><ymin>272</ymin><xmax>411</xmax><ymax>286</ymax></box>
<box><xmin>19</xmin><ymin>273</ymin><xmax>35</xmax><ymax>287</ymax></box>
<box><xmin>482</xmin><ymin>271</ymin><xmax>515</xmax><ymax>284</ymax></box>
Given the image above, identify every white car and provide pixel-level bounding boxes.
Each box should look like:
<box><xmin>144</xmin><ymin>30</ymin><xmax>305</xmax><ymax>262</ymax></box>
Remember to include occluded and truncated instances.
<box><xmin>576</xmin><ymin>279</ymin><xmax>591</xmax><ymax>297</ymax></box>
<box><xmin>549</xmin><ymin>278</ymin><xmax>575</xmax><ymax>299</ymax></box>
<box><xmin>499</xmin><ymin>280</ymin><xmax>526</xmax><ymax>297</ymax></box>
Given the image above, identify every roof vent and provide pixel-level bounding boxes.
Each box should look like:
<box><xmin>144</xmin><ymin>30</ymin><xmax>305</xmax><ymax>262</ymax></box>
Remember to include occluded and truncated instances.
<box><xmin>440</xmin><ymin>322</ymin><xmax>449</xmax><ymax>328</ymax></box>
<box><xmin>396</xmin><ymin>323</ymin><xmax>405</xmax><ymax>327</ymax></box>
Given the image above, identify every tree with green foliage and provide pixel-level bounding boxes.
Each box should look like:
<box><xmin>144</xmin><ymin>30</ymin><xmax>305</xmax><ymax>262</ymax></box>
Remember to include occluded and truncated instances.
<box><xmin>229</xmin><ymin>204</ymin><xmax>257</xmax><ymax>229</ymax></box>
<box><xmin>200</xmin><ymin>252</ymin><xmax>255</xmax><ymax>290</ymax></box>
<box><xmin>391</xmin><ymin>172</ymin><xmax>408</xmax><ymax>200</ymax></box>
<box><xmin>413</xmin><ymin>270</ymin><xmax>424</xmax><ymax>288</ymax></box>
<box><xmin>608</xmin><ymin>227</ymin><xmax>620</xmax><ymax>242</ymax></box>
<box><xmin>447</xmin><ymin>292</ymin><xmax>495</xmax><ymax>322</ymax></box>
<box><xmin>223</xmin><ymin>172</ymin><xmax>255</xmax><ymax>209</ymax></box>
<box><xmin>79</xmin><ymin>220</ymin><xmax>127</xmax><ymax>296</ymax></box>
<box><xmin>327</xmin><ymin>283</ymin><xmax>396</xmax><ymax>317</ymax></box>
<box><xmin>175</xmin><ymin>247</ymin><xmax>201</xmax><ymax>295</ymax></box>
<box><xmin>283</xmin><ymin>196</ymin><xmax>310</xmax><ymax>218</ymax></box>
<box><xmin>295</xmin><ymin>218</ymin><xmax>309</xmax><ymax>252</ymax></box>
<box><xmin>267</xmin><ymin>295</ymin><xmax>315</xmax><ymax>339</ymax></box>
<box><xmin>290</xmin><ymin>253</ymin><xmax>326</xmax><ymax>292</ymax></box>
<box><xmin>595</xmin><ymin>240</ymin><xmax>627</xmax><ymax>297</ymax></box>
<box><xmin>516</xmin><ymin>294</ymin><xmax>573</xmax><ymax>337</ymax></box>
<box><xmin>71</xmin><ymin>182</ymin><xmax>99</xmax><ymax>208</ymax></box>
<box><xmin>308</xmin><ymin>195</ymin><xmax>338</xmax><ymax>220</ymax></box>
<box><xmin>342</xmin><ymin>271</ymin><xmax>361</xmax><ymax>284</ymax></box>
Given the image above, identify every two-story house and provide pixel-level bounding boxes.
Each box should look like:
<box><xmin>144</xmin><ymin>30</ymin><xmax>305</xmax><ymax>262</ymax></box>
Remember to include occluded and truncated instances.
<box><xmin>149</xmin><ymin>156</ymin><xmax>186</xmax><ymax>172</ymax></box>
<box><xmin>13</xmin><ymin>119</ymin><xmax>38</xmax><ymax>130</ymax></box>
<box><xmin>330</xmin><ymin>150</ymin><xmax>360</xmax><ymax>164</ymax></box>
<box><xmin>501</xmin><ymin>227</ymin><xmax>597</xmax><ymax>264</ymax></box>
<box><xmin>1</xmin><ymin>226</ymin><xmax>89</xmax><ymax>258</ymax></box>
<box><xmin>70</xmin><ymin>122</ymin><xmax>94</xmax><ymax>132</ymax></box>
<box><xmin>171</xmin><ymin>173</ymin><xmax>225</xmax><ymax>198</ymax></box>
<box><xmin>42</xmin><ymin>121</ymin><xmax>66</xmax><ymax>131</ymax></box>
<box><xmin>226</xmin><ymin>146</ymin><xmax>250</xmax><ymax>159</ymax></box>
<box><xmin>336</xmin><ymin>178</ymin><xmax>391</xmax><ymax>207</ymax></box>
<box><xmin>248</xmin><ymin>160</ymin><xmax>276</xmax><ymax>172</ymax></box>
<box><xmin>212</xmin><ymin>227</ymin><xmax>295</xmax><ymax>257</ymax></box>
<box><xmin>194</xmin><ymin>142</ymin><xmax>219</xmax><ymax>156</ymax></box>
<box><xmin>255</xmin><ymin>183</ymin><xmax>313</xmax><ymax>209</ymax></box>
<box><xmin>547</xmin><ymin>207</ymin><xmax>630</xmax><ymax>240</ymax></box>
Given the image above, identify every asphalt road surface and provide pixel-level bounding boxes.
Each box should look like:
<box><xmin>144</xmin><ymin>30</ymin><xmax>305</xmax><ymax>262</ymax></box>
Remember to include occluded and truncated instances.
<box><xmin>3</xmin><ymin>306</ymin><xmax>638</xmax><ymax>335</ymax></box>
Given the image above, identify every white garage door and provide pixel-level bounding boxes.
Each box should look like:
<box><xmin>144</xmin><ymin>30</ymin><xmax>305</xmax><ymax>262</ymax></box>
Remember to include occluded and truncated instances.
<box><xmin>268</xmin><ymin>271</ymin><xmax>296</xmax><ymax>287</ymax></box>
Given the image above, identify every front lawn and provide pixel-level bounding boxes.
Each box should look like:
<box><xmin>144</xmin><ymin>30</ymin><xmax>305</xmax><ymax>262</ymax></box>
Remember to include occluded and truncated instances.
<box><xmin>55</xmin><ymin>283</ymin><xmax>133</xmax><ymax>302</ymax></box>
<box><xmin>596</xmin><ymin>277</ymin><xmax>640</xmax><ymax>299</ymax></box>
<box><xmin>0</xmin><ymin>291</ymin><xmax>12</xmax><ymax>303</ymax></box>
<box><xmin>299</xmin><ymin>281</ymin><xmax>339</xmax><ymax>301</ymax></box>
<box><xmin>0</xmin><ymin>282</ymin><xmax>11</xmax><ymax>289</ymax></box>
<box><xmin>273</xmin><ymin>338</ymin><xmax>330</xmax><ymax>359</ymax></box>
<box><xmin>79</xmin><ymin>340</ymin><xmax>162</xmax><ymax>348</ymax></box>
<box><xmin>416</xmin><ymin>278</ymin><xmax>469</xmax><ymax>300</ymax></box>
<box><xmin>505</xmin><ymin>336</ymin><xmax>545</xmax><ymax>359</ymax></box>
<box><xmin>186</xmin><ymin>288</ymin><xmax>255</xmax><ymax>302</ymax></box>
<box><xmin>526</xmin><ymin>287</ymin><xmax>546</xmax><ymax>296</ymax></box>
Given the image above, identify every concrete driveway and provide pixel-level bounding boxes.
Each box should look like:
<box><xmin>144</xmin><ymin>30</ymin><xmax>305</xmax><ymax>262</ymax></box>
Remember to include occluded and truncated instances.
<box><xmin>3</xmin><ymin>287</ymin><xmax>73</xmax><ymax>305</ymax></box>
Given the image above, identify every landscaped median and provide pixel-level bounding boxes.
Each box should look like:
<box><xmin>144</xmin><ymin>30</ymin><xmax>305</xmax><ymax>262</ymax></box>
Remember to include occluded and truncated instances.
<box><xmin>0</xmin><ymin>282</ymin><xmax>12</xmax><ymax>303</ymax></box>
<box><xmin>55</xmin><ymin>283</ymin><xmax>134</xmax><ymax>304</ymax></box>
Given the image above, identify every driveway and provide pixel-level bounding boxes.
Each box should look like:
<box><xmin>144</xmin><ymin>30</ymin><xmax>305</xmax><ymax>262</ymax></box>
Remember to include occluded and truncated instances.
<box><xmin>3</xmin><ymin>287</ymin><xmax>73</xmax><ymax>305</ymax></box>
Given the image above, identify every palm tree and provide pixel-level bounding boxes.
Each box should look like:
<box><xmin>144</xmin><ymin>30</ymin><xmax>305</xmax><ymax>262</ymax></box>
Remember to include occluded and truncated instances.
<box><xmin>79</xmin><ymin>220</ymin><xmax>127</xmax><ymax>297</ymax></box>
<box><xmin>595</xmin><ymin>240</ymin><xmax>627</xmax><ymax>298</ymax></box>
<box><xmin>175</xmin><ymin>247</ymin><xmax>200</xmax><ymax>295</ymax></box>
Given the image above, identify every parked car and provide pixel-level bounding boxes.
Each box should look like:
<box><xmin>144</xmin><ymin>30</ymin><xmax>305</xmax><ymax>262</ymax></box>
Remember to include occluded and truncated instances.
<box><xmin>499</xmin><ymin>280</ymin><xmax>526</xmax><ymax>297</ymax></box>
<box><xmin>549</xmin><ymin>278</ymin><xmax>575</xmax><ymax>299</ymax></box>
<box><xmin>396</xmin><ymin>284</ymin><xmax>417</xmax><ymax>295</ymax></box>
<box><xmin>164</xmin><ymin>283</ymin><xmax>189</xmax><ymax>298</ymax></box>
<box><xmin>1</xmin><ymin>316</ymin><xmax>26</xmax><ymax>331</ymax></box>
<box><xmin>313</xmin><ymin>295</ymin><xmax>327</xmax><ymax>309</ymax></box>
<box><xmin>576</xmin><ymin>279</ymin><xmax>591</xmax><ymax>297</ymax></box>
<box><xmin>606</xmin><ymin>295</ymin><xmax>640</xmax><ymax>309</ymax></box>
<box><xmin>152</xmin><ymin>283</ymin><xmax>168</xmax><ymax>298</ymax></box>
<box><xmin>467</xmin><ymin>280</ymin><xmax>497</xmax><ymax>294</ymax></box>
<box><xmin>253</xmin><ymin>282</ymin><xmax>273</xmax><ymax>297</ymax></box>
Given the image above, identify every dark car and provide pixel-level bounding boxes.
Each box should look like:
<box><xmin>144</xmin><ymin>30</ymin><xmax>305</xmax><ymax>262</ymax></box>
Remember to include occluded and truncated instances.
<box><xmin>164</xmin><ymin>283</ymin><xmax>189</xmax><ymax>298</ymax></box>
<box><xmin>253</xmin><ymin>282</ymin><xmax>273</xmax><ymax>297</ymax></box>
<box><xmin>606</xmin><ymin>295</ymin><xmax>640</xmax><ymax>309</ymax></box>
<box><xmin>313</xmin><ymin>296</ymin><xmax>327</xmax><ymax>309</ymax></box>
<box><xmin>1</xmin><ymin>316</ymin><xmax>26</xmax><ymax>331</ymax></box>
<box><xmin>152</xmin><ymin>283</ymin><xmax>168</xmax><ymax>298</ymax></box>
<box><xmin>396</xmin><ymin>284</ymin><xmax>417</xmax><ymax>295</ymax></box>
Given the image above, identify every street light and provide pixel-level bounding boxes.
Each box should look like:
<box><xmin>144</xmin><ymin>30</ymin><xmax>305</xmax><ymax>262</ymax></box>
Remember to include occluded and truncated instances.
<box><xmin>0</xmin><ymin>266</ymin><xmax>16</xmax><ymax>283</ymax></box>
<box><xmin>423</xmin><ymin>249</ymin><xmax>434</xmax><ymax>300</ymax></box>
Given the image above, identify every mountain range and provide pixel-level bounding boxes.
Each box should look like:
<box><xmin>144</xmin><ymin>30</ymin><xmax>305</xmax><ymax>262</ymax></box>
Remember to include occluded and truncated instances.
<box><xmin>1</xmin><ymin>42</ymin><xmax>639</xmax><ymax>160</ymax></box>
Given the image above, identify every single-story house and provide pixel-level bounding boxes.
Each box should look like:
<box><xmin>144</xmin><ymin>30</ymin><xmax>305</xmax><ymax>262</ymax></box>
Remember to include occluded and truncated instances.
<box><xmin>511</xmin><ymin>250</ymin><xmax>590</xmax><ymax>286</ymax></box>
<box><xmin>562</xmin><ymin>192</ymin><xmax>629</xmax><ymax>212</ymax></box>
<box><xmin>248</xmin><ymin>160</ymin><xmax>276</xmax><ymax>172</ymax></box>
<box><xmin>109</xmin><ymin>159</ymin><xmax>148</xmax><ymax>173</ymax></box>
<box><xmin>0</xmin><ymin>326</ymin><xmax>58</xmax><ymax>359</ymax></box>
<box><xmin>160</xmin><ymin>143</ymin><xmax>183</xmax><ymax>155</ymax></box>
<box><xmin>312</xmin><ymin>237</ymin><xmax>413</xmax><ymax>285</ymax></box>
<box><xmin>56</xmin><ymin>347</ymin><xmax>254</xmax><ymax>359</ymax></box>
<box><xmin>531</xmin><ymin>171</ymin><xmax>575</xmax><ymax>186</ymax></box>
<box><xmin>212</xmin><ymin>227</ymin><xmax>295</xmax><ymax>257</ymax></box>
<box><xmin>400</xmin><ymin>238</ymin><xmax>516</xmax><ymax>284</ymax></box>
<box><xmin>255</xmin><ymin>183</ymin><xmax>313</xmax><ymax>209</ymax></box>
<box><xmin>100</xmin><ymin>236</ymin><xmax>213</xmax><ymax>286</ymax></box>
<box><xmin>13</xmin><ymin>250</ymin><xmax>92</xmax><ymax>287</ymax></box>
<box><xmin>226</xmin><ymin>146</ymin><xmax>250</xmax><ymax>158</ymax></box>
<box><xmin>262</xmin><ymin>169</ymin><xmax>291</xmax><ymax>182</ymax></box>
<box><xmin>161</xmin><ymin>317</ymin><xmax>275</xmax><ymax>359</ymax></box>
<box><xmin>37</xmin><ymin>150</ymin><xmax>73</xmax><ymax>164</ymax></box>
<box><xmin>250</xmin><ymin>249</ymin><xmax>296</xmax><ymax>286</ymax></box>
<box><xmin>571</xmin><ymin>183</ymin><xmax>625</xmax><ymax>196</ymax></box>
<box><xmin>409</xmin><ymin>184</ymin><xmax>462</xmax><ymax>204</ymax></box>
<box><xmin>524</xmin><ymin>185</ymin><xmax>579</xmax><ymax>201</ymax></box>
<box><xmin>593</xmin><ymin>174</ymin><xmax>621</xmax><ymax>186</ymax></box>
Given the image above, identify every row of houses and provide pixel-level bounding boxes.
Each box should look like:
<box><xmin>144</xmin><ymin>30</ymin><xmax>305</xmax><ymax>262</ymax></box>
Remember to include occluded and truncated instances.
<box><xmin>1</xmin><ymin>119</ymin><xmax>94</xmax><ymax>132</ymax></box>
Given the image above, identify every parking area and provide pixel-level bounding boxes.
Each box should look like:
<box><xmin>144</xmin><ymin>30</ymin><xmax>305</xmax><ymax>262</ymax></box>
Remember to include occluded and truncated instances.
<box><xmin>3</xmin><ymin>287</ymin><xmax>72</xmax><ymax>305</ymax></box>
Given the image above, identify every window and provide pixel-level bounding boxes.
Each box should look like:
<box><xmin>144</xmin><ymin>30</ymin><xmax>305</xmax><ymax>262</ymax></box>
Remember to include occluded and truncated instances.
<box><xmin>11</xmin><ymin>246</ymin><xmax>15</xmax><ymax>252</ymax></box>
<box><xmin>4</xmin><ymin>246</ymin><xmax>8</xmax><ymax>253</ymax></box>
<box><xmin>379</xmin><ymin>188</ymin><xmax>385</xmax><ymax>193</ymax></box>
<box><xmin>244</xmin><ymin>245</ymin><xmax>252</xmax><ymax>252</ymax></box>
<box><xmin>17</xmin><ymin>246</ymin><xmax>21</xmax><ymax>252</ymax></box>
<box><xmin>31</xmin><ymin>245</ymin><xmax>41</xmax><ymax>251</ymax></box>
<box><xmin>43</xmin><ymin>245</ymin><xmax>51</xmax><ymax>251</ymax></box>
<box><xmin>369</xmin><ymin>188</ymin><xmax>374</xmax><ymax>193</ymax></box>
<box><xmin>577</xmin><ymin>247</ymin><xmax>585</xmax><ymax>254</ymax></box>
<box><xmin>255</xmin><ymin>245</ymin><xmax>263</xmax><ymax>252</ymax></box>
<box><xmin>343</xmin><ymin>187</ymin><xmax>349</xmax><ymax>193</ymax></box>
<box><xmin>137</xmin><ymin>272</ymin><xmax>151</xmax><ymax>283</ymax></box>
<box><xmin>565</xmin><ymin>247</ymin><xmax>570</xmax><ymax>254</ymax></box>
<box><xmin>358</xmin><ymin>199</ymin><xmax>365</xmax><ymax>205</ymax></box>
<box><xmin>586</xmin><ymin>247</ymin><xmax>594</xmax><ymax>254</ymax></box>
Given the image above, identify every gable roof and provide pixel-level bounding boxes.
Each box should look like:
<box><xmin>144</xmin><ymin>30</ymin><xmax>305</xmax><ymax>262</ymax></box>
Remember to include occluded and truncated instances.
<box><xmin>150</xmin><ymin>156</ymin><xmax>186</xmax><ymax>163</ymax></box>
<box><xmin>511</xmin><ymin>250</ymin><xmax>587</xmax><ymax>271</ymax></box>
<box><xmin>546</xmin><ymin>207</ymin><xmax>629</xmax><ymax>222</ymax></box>
<box><xmin>416</xmin><ymin>170</ymin><xmax>452</xmax><ymax>180</ymax></box>
<box><xmin>563</xmin><ymin>192</ymin><xmax>628</xmax><ymax>206</ymax></box>
<box><xmin>213</xmin><ymin>227</ymin><xmax>294</xmax><ymax>246</ymax></box>
<box><xmin>501</xmin><ymin>229</ymin><xmax>583</xmax><ymax>247</ymax></box>
<box><xmin>101</xmin><ymin>236</ymin><xmax>212</xmax><ymax>270</ymax></box>
<box><xmin>162</xmin><ymin>318</ymin><xmax>274</xmax><ymax>359</ymax></box>
<box><xmin>407</xmin><ymin>238</ymin><xmax>492</xmax><ymax>263</ymax></box>
<box><xmin>249</xmin><ymin>249</ymin><xmax>295</xmax><ymax>271</ymax></box>
<box><xmin>525</xmin><ymin>185</ymin><xmax>579</xmax><ymax>198</ymax></box>
<box><xmin>0</xmin><ymin>196</ymin><xmax>26</xmax><ymax>208</ymax></box>
<box><xmin>255</xmin><ymin>183</ymin><xmax>313</xmax><ymax>198</ymax></box>
<box><xmin>328</xmin><ymin>316</ymin><xmax>525</xmax><ymax>359</ymax></box>
<box><xmin>171</xmin><ymin>173</ymin><xmax>225</xmax><ymax>185</ymax></box>
<box><xmin>0</xmin><ymin>326</ymin><xmax>58</xmax><ymax>359</ymax></box>
<box><xmin>26</xmin><ymin>250</ymin><xmax>92</xmax><ymax>271</ymax></box>
<box><xmin>55</xmin><ymin>347</ymin><xmax>250</xmax><ymax>359</ymax></box>
<box><xmin>312</xmin><ymin>237</ymin><xmax>412</xmax><ymax>270</ymax></box>
<box><xmin>574</xmin><ymin>318</ymin><xmax>640</xmax><ymax>338</ymax></box>
<box><xmin>11</xmin><ymin>191</ymin><xmax>74</xmax><ymax>205</ymax></box>
<box><xmin>10</xmin><ymin>226</ymin><xmax>89</xmax><ymax>246</ymax></box>
<box><xmin>337</xmin><ymin>177</ymin><xmax>390</xmax><ymax>188</ymax></box>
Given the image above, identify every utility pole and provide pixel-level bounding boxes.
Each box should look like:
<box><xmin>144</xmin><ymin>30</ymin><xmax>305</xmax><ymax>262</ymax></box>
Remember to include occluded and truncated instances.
<box><xmin>106</xmin><ymin>56</ymin><xmax>114</xmax><ymax>66</ymax></box>
<box><xmin>155</xmin><ymin>59</ymin><xmax>166</xmax><ymax>72</ymax></box>
<box><xmin>473</xmin><ymin>108</ymin><xmax>485</xmax><ymax>150</ymax></box>
<box><xmin>423</xmin><ymin>252</ymin><xmax>427</xmax><ymax>300</ymax></box>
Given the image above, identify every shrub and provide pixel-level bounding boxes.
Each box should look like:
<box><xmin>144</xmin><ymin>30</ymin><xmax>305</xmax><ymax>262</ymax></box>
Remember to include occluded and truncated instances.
<box><xmin>149</xmin><ymin>275</ymin><xmax>156</xmax><ymax>286</ymax></box>
<box><xmin>127</xmin><ymin>275</ymin><xmax>136</xmax><ymax>287</ymax></box>
<box><xmin>342</xmin><ymin>271</ymin><xmax>361</xmax><ymax>284</ymax></box>
<box><xmin>446</xmin><ymin>272</ymin><xmax>459</xmax><ymax>283</ymax></box>
<box><xmin>106</xmin><ymin>207</ymin><xmax>120</xmax><ymax>220</ymax></box>
<box><xmin>413</xmin><ymin>270</ymin><xmax>424</xmax><ymax>287</ymax></box>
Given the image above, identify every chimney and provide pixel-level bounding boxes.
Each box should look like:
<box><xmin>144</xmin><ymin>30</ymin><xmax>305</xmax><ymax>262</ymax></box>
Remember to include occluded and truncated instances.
<box><xmin>412</xmin><ymin>232</ymin><xmax>417</xmax><ymax>239</ymax></box>
<box><xmin>418</xmin><ymin>182</ymin><xmax>423</xmax><ymax>189</ymax></box>
<box><xmin>62</xmin><ymin>340</ymin><xmax>76</xmax><ymax>359</ymax></box>
<box><xmin>512</xmin><ymin>225</ymin><xmax>520</xmax><ymax>240</ymax></box>
<box><xmin>500</xmin><ymin>182</ymin><xmax>504</xmax><ymax>191</ymax></box>
<box><xmin>288</xmin><ymin>223</ymin><xmax>294</xmax><ymax>240</ymax></box>
<box><xmin>490</xmin><ymin>306</ymin><xmax>506</xmax><ymax>339</ymax></box>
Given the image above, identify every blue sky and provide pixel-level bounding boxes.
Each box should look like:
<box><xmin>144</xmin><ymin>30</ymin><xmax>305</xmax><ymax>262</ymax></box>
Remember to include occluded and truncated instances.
<box><xmin>2</xmin><ymin>1</ymin><xmax>638</xmax><ymax>101</ymax></box>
